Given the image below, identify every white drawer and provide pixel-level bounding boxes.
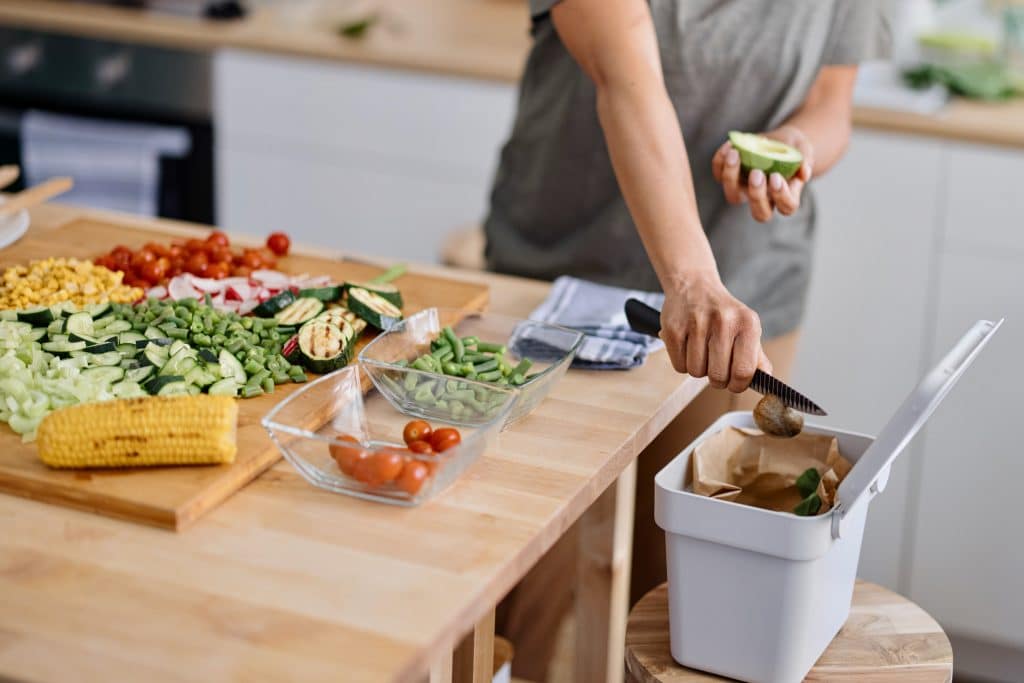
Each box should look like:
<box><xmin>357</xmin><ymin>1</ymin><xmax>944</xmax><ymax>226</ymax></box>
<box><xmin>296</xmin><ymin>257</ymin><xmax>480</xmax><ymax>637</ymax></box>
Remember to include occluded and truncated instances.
<box><xmin>943</xmin><ymin>143</ymin><xmax>1024</xmax><ymax>255</ymax></box>
<box><xmin>214</xmin><ymin>49</ymin><xmax>517</xmax><ymax>175</ymax></box>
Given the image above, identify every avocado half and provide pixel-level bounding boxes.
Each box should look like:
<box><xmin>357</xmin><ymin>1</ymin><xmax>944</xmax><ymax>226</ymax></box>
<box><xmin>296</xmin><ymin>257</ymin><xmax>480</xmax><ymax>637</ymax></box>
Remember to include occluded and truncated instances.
<box><xmin>728</xmin><ymin>131</ymin><xmax>803</xmax><ymax>180</ymax></box>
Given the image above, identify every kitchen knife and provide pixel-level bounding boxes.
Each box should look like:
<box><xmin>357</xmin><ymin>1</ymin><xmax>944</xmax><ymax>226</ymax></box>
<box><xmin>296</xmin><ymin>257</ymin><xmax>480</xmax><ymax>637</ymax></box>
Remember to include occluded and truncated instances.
<box><xmin>624</xmin><ymin>298</ymin><xmax>827</xmax><ymax>416</ymax></box>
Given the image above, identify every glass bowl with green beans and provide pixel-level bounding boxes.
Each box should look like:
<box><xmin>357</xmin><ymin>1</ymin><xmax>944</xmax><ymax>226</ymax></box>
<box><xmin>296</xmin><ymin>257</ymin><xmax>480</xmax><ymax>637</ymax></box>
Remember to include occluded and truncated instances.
<box><xmin>358</xmin><ymin>308</ymin><xmax>585</xmax><ymax>428</ymax></box>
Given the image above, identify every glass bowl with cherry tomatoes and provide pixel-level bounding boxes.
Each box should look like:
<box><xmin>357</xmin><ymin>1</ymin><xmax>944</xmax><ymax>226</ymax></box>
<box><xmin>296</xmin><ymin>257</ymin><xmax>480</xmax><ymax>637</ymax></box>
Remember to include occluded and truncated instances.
<box><xmin>261</xmin><ymin>365</ymin><xmax>514</xmax><ymax>505</ymax></box>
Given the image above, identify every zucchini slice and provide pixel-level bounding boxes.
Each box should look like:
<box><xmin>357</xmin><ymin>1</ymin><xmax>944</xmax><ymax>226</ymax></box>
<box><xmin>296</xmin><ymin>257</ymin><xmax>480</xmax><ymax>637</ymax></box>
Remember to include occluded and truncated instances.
<box><xmin>146</xmin><ymin>375</ymin><xmax>190</xmax><ymax>396</ymax></box>
<box><xmin>41</xmin><ymin>340</ymin><xmax>88</xmax><ymax>357</ymax></box>
<box><xmin>344</xmin><ymin>281</ymin><xmax>403</xmax><ymax>308</ymax></box>
<box><xmin>65</xmin><ymin>312</ymin><xmax>95</xmax><ymax>341</ymax></box>
<box><xmin>208</xmin><ymin>378</ymin><xmax>240</xmax><ymax>397</ymax></box>
<box><xmin>297</xmin><ymin>320</ymin><xmax>355</xmax><ymax>374</ymax></box>
<box><xmin>275</xmin><ymin>297</ymin><xmax>325</xmax><ymax>327</ymax></box>
<box><xmin>81</xmin><ymin>366</ymin><xmax>125</xmax><ymax>383</ymax></box>
<box><xmin>346</xmin><ymin>287</ymin><xmax>402</xmax><ymax>330</ymax></box>
<box><xmin>317</xmin><ymin>305</ymin><xmax>368</xmax><ymax>337</ymax></box>
<box><xmin>16</xmin><ymin>306</ymin><xmax>55</xmax><ymax>326</ymax></box>
<box><xmin>252</xmin><ymin>290</ymin><xmax>297</xmax><ymax>318</ymax></box>
<box><xmin>298</xmin><ymin>286</ymin><xmax>343</xmax><ymax>302</ymax></box>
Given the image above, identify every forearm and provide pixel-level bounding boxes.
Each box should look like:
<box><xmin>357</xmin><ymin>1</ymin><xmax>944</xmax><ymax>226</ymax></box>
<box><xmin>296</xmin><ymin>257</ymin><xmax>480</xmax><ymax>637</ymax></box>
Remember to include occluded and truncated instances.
<box><xmin>595</xmin><ymin>78</ymin><xmax>718</xmax><ymax>287</ymax></box>
<box><xmin>780</xmin><ymin>65</ymin><xmax>858</xmax><ymax>176</ymax></box>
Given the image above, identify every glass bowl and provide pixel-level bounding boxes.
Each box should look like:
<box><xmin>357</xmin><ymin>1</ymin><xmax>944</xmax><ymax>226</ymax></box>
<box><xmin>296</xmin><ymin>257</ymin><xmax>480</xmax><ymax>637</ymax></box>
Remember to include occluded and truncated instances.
<box><xmin>358</xmin><ymin>308</ymin><xmax>584</xmax><ymax>427</ymax></box>
<box><xmin>261</xmin><ymin>365</ymin><xmax>513</xmax><ymax>506</ymax></box>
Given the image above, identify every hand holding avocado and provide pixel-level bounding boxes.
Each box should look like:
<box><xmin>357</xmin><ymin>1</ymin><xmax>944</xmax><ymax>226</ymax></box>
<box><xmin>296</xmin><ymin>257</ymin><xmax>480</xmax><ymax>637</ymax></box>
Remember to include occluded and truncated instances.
<box><xmin>712</xmin><ymin>125</ymin><xmax>814</xmax><ymax>223</ymax></box>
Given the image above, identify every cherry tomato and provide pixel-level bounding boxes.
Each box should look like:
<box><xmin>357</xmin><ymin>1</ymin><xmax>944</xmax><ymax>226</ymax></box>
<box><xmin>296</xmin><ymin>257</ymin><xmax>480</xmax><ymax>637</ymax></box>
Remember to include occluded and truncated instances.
<box><xmin>185</xmin><ymin>238</ymin><xmax>207</xmax><ymax>253</ymax></box>
<box><xmin>130</xmin><ymin>248</ymin><xmax>155</xmax><ymax>269</ymax></box>
<box><xmin>329</xmin><ymin>435</ymin><xmax>368</xmax><ymax>475</ymax></box>
<box><xmin>206</xmin><ymin>231</ymin><xmax>230</xmax><ymax>248</ymax></box>
<box><xmin>232</xmin><ymin>265</ymin><xmax>252</xmax><ymax>278</ymax></box>
<box><xmin>140</xmin><ymin>257</ymin><xmax>169</xmax><ymax>284</ymax></box>
<box><xmin>109</xmin><ymin>248</ymin><xmax>132</xmax><ymax>271</ymax></box>
<box><xmin>241</xmin><ymin>250</ymin><xmax>264</xmax><ymax>270</ymax></box>
<box><xmin>403</xmin><ymin>420</ymin><xmax>432</xmax><ymax>446</ymax></box>
<box><xmin>266</xmin><ymin>232</ymin><xmax>291</xmax><ymax>256</ymax></box>
<box><xmin>396</xmin><ymin>461</ymin><xmax>429</xmax><ymax>495</ymax></box>
<box><xmin>168</xmin><ymin>244</ymin><xmax>186</xmax><ymax>259</ymax></box>
<box><xmin>123</xmin><ymin>273</ymin><xmax>146</xmax><ymax>288</ymax></box>
<box><xmin>94</xmin><ymin>255</ymin><xmax>115</xmax><ymax>271</ymax></box>
<box><xmin>143</xmin><ymin>242</ymin><xmax>170</xmax><ymax>258</ymax></box>
<box><xmin>407</xmin><ymin>439</ymin><xmax>434</xmax><ymax>455</ymax></box>
<box><xmin>207</xmin><ymin>262</ymin><xmax>229</xmax><ymax>280</ymax></box>
<box><xmin>207</xmin><ymin>245</ymin><xmax>233</xmax><ymax>265</ymax></box>
<box><xmin>185</xmin><ymin>251</ymin><xmax>209</xmax><ymax>276</ymax></box>
<box><xmin>352</xmin><ymin>451</ymin><xmax>405</xmax><ymax>487</ymax></box>
<box><xmin>428</xmin><ymin>428</ymin><xmax>462</xmax><ymax>453</ymax></box>
<box><xmin>258</xmin><ymin>249</ymin><xmax>278</xmax><ymax>270</ymax></box>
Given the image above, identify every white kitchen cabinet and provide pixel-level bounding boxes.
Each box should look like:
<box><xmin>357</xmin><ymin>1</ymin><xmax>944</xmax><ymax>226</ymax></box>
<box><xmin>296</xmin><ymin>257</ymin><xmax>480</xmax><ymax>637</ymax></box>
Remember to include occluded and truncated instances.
<box><xmin>793</xmin><ymin>130</ymin><xmax>944</xmax><ymax>590</ymax></box>
<box><xmin>213</xmin><ymin>49</ymin><xmax>517</xmax><ymax>259</ymax></box>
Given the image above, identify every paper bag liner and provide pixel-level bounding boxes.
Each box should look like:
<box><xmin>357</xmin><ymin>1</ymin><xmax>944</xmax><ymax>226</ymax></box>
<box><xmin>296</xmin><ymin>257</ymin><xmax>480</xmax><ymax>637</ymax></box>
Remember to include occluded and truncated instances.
<box><xmin>690</xmin><ymin>427</ymin><xmax>854</xmax><ymax>515</ymax></box>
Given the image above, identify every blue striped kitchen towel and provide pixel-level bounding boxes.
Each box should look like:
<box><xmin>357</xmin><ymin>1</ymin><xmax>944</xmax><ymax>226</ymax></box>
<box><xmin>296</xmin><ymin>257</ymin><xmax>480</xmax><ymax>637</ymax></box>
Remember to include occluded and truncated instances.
<box><xmin>527</xmin><ymin>276</ymin><xmax>665</xmax><ymax>370</ymax></box>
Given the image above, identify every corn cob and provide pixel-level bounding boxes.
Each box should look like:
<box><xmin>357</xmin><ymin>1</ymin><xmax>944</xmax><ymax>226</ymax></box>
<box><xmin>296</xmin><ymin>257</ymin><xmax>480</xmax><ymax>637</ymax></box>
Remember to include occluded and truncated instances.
<box><xmin>36</xmin><ymin>395</ymin><xmax>238</xmax><ymax>469</ymax></box>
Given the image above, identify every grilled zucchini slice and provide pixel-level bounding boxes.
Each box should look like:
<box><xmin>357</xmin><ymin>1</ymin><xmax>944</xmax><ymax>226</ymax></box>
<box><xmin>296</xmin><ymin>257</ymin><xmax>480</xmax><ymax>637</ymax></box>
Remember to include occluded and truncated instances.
<box><xmin>297</xmin><ymin>320</ymin><xmax>355</xmax><ymax>374</ymax></box>
<box><xmin>346</xmin><ymin>287</ymin><xmax>402</xmax><ymax>330</ymax></box>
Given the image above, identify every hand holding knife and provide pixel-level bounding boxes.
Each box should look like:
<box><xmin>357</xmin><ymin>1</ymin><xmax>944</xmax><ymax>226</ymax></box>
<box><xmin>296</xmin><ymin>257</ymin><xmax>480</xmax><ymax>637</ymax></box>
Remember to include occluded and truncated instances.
<box><xmin>624</xmin><ymin>298</ymin><xmax>826</xmax><ymax>416</ymax></box>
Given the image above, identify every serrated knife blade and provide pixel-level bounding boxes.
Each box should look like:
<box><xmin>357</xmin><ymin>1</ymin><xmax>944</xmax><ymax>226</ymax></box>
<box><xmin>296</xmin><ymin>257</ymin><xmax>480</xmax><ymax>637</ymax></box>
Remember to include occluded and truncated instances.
<box><xmin>624</xmin><ymin>298</ymin><xmax>827</xmax><ymax>416</ymax></box>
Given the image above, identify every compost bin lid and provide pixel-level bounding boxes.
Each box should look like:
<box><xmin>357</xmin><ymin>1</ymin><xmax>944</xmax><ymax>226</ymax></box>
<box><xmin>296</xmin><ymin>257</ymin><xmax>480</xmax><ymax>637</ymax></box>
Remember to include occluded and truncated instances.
<box><xmin>835</xmin><ymin>318</ymin><xmax>1004</xmax><ymax>527</ymax></box>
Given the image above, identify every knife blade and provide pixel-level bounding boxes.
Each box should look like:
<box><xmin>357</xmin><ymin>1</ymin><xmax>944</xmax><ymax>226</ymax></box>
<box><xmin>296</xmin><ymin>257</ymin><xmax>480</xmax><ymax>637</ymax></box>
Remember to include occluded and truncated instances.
<box><xmin>624</xmin><ymin>298</ymin><xmax>827</xmax><ymax>416</ymax></box>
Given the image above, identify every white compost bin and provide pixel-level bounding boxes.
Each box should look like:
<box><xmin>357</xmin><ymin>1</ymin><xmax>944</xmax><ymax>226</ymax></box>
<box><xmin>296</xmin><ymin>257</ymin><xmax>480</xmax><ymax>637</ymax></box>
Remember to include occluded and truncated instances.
<box><xmin>654</xmin><ymin>319</ymin><xmax>1002</xmax><ymax>683</ymax></box>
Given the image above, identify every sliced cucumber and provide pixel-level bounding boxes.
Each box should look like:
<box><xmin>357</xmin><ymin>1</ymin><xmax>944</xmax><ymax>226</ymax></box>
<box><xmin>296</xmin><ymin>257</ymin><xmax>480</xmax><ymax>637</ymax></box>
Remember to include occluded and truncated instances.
<box><xmin>88</xmin><ymin>351</ymin><xmax>124</xmax><ymax>367</ymax></box>
<box><xmin>297</xmin><ymin>320</ymin><xmax>354</xmax><ymax>374</ymax></box>
<box><xmin>136</xmin><ymin>337</ymin><xmax>171</xmax><ymax>349</ymax></box>
<box><xmin>17</xmin><ymin>306</ymin><xmax>55</xmax><ymax>326</ymax></box>
<box><xmin>144</xmin><ymin>325</ymin><xmax>166</xmax><ymax>340</ymax></box>
<box><xmin>208</xmin><ymin>378</ymin><xmax>240</xmax><ymax>397</ymax></box>
<box><xmin>146</xmin><ymin>375</ymin><xmax>190</xmax><ymax>396</ymax></box>
<box><xmin>346</xmin><ymin>287</ymin><xmax>403</xmax><ymax>330</ymax></box>
<box><xmin>252</xmin><ymin>290</ymin><xmax>297</xmax><ymax>318</ymax></box>
<box><xmin>728</xmin><ymin>131</ymin><xmax>803</xmax><ymax>180</ymax></box>
<box><xmin>126</xmin><ymin>366</ymin><xmax>156</xmax><ymax>384</ymax></box>
<box><xmin>83</xmin><ymin>341</ymin><xmax>118</xmax><ymax>354</ymax></box>
<box><xmin>84</xmin><ymin>303</ymin><xmax>111</xmax><ymax>318</ymax></box>
<box><xmin>116</xmin><ymin>343</ymin><xmax>139</xmax><ymax>357</ymax></box>
<box><xmin>65</xmin><ymin>312</ymin><xmax>95</xmax><ymax>340</ymax></box>
<box><xmin>41</xmin><ymin>340</ymin><xmax>87</xmax><ymax>357</ymax></box>
<box><xmin>160</xmin><ymin>350</ymin><xmax>197</xmax><ymax>377</ymax></box>
<box><xmin>118</xmin><ymin>331</ymin><xmax>147</xmax><ymax>345</ymax></box>
<box><xmin>46</xmin><ymin>318</ymin><xmax>66</xmax><ymax>335</ymax></box>
<box><xmin>344</xmin><ymin>280</ymin><xmax>403</xmax><ymax>308</ymax></box>
<box><xmin>112</xmin><ymin>381</ymin><xmax>146</xmax><ymax>399</ymax></box>
<box><xmin>276</xmin><ymin>297</ymin><xmax>325</xmax><ymax>327</ymax></box>
<box><xmin>197</xmin><ymin>348</ymin><xmax>219</xmax><ymax>364</ymax></box>
<box><xmin>218</xmin><ymin>349</ymin><xmax>246</xmax><ymax>384</ymax></box>
<box><xmin>25</xmin><ymin>328</ymin><xmax>47</xmax><ymax>343</ymax></box>
<box><xmin>82</xmin><ymin>366</ymin><xmax>125</xmax><ymax>383</ymax></box>
<box><xmin>98</xmin><ymin>319</ymin><xmax>132</xmax><ymax>335</ymax></box>
<box><xmin>143</xmin><ymin>342</ymin><xmax>171</xmax><ymax>368</ymax></box>
<box><xmin>298</xmin><ymin>286</ymin><xmax>343</xmax><ymax>302</ymax></box>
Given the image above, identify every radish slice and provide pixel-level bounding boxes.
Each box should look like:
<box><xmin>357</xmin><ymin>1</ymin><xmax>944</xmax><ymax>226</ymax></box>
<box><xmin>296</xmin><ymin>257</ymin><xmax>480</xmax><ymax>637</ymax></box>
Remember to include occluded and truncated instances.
<box><xmin>251</xmin><ymin>270</ymin><xmax>290</xmax><ymax>289</ymax></box>
<box><xmin>147</xmin><ymin>285</ymin><xmax>168</xmax><ymax>299</ymax></box>
<box><xmin>168</xmin><ymin>277</ymin><xmax>200</xmax><ymax>301</ymax></box>
<box><xmin>238</xmin><ymin>300</ymin><xmax>260</xmax><ymax>315</ymax></box>
<box><xmin>190</xmin><ymin>276</ymin><xmax>223</xmax><ymax>293</ymax></box>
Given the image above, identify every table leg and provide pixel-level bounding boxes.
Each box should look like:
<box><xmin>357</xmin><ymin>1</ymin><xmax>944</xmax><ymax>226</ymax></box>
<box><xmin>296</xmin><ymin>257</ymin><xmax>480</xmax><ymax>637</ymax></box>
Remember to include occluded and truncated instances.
<box><xmin>430</xmin><ymin>651</ymin><xmax>453</xmax><ymax>683</ymax></box>
<box><xmin>575</xmin><ymin>460</ymin><xmax>638</xmax><ymax>683</ymax></box>
<box><xmin>453</xmin><ymin>608</ymin><xmax>496</xmax><ymax>683</ymax></box>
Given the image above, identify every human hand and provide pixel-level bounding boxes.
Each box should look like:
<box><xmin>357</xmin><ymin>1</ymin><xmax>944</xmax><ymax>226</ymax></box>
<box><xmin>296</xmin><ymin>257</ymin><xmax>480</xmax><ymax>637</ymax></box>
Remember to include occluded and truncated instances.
<box><xmin>659</xmin><ymin>272</ymin><xmax>772</xmax><ymax>393</ymax></box>
<box><xmin>711</xmin><ymin>125</ymin><xmax>814</xmax><ymax>223</ymax></box>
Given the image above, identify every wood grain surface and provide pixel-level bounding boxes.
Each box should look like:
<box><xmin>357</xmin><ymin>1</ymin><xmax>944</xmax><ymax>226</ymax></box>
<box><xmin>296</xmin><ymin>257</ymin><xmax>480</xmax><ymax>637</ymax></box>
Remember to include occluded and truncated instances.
<box><xmin>1</xmin><ymin>2</ymin><xmax>1023</xmax><ymax>149</ymax></box>
<box><xmin>0</xmin><ymin>203</ymin><xmax>705</xmax><ymax>683</ymax></box>
<box><xmin>625</xmin><ymin>581</ymin><xmax>954</xmax><ymax>683</ymax></box>
<box><xmin>0</xmin><ymin>217</ymin><xmax>489</xmax><ymax>530</ymax></box>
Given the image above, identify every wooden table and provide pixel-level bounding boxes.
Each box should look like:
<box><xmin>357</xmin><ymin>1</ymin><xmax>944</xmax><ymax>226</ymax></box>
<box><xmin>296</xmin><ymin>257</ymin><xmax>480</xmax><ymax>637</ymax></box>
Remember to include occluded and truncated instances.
<box><xmin>0</xmin><ymin>204</ymin><xmax>705</xmax><ymax>683</ymax></box>
<box><xmin>625</xmin><ymin>581</ymin><xmax>954</xmax><ymax>682</ymax></box>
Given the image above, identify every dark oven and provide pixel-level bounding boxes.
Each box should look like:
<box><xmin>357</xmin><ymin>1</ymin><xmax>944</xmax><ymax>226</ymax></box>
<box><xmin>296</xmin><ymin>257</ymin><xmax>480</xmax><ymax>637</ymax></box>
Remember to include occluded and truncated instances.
<box><xmin>0</xmin><ymin>26</ymin><xmax>214</xmax><ymax>224</ymax></box>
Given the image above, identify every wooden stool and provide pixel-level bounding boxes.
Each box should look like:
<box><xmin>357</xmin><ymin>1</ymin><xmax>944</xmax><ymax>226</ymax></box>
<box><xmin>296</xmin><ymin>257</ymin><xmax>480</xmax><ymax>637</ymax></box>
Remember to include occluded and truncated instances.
<box><xmin>625</xmin><ymin>580</ymin><xmax>953</xmax><ymax>682</ymax></box>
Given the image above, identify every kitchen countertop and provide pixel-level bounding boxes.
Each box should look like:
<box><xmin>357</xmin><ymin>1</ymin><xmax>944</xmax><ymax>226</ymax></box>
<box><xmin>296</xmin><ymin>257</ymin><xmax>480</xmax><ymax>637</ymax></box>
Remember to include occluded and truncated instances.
<box><xmin>0</xmin><ymin>0</ymin><xmax>1022</xmax><ymax>149</ymax></box>
<box><xmin>0</xmin><ymin>203</ymin><xmax>705</xmax><ymax>683</ymax></box>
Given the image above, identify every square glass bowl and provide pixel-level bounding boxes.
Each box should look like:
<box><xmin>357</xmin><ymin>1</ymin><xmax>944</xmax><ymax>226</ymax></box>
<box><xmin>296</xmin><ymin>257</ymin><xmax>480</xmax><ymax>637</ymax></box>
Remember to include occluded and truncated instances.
<box><xmin>261</xmin><ymin>366</ymin><xmax>514</xmax><ymax>505</ymax></box>
<box><xmin>358</xmin><ymin>308</ymin><xmax>584</xmax><ymax>427</ymax></box>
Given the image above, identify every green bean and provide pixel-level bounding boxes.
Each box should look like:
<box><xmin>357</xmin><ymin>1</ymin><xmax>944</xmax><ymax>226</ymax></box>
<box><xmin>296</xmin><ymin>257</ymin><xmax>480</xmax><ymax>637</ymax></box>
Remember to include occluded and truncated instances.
<box><xmin>288</xmin><ymin>366</ymin><xmax>308</xmax><ymax>382</ymax></box>
<box><xmin>511</xmin><ymin>373</ymin><xmax>525</xmax><ymax>385</ymax></box>
<box><xmin>472</xmin><ymin>358</ymin><xmax>499</xmax><ymax>374</ymax></box>
<box><xmin>461</xmin><ymin>336</ymin><xmax>479</xmax><ymax>347</ymax></box>
<box><xmin>261</xmin><ymin>377</ymin><xmax>275</xmax><ymax>394</ymax></box>
<box><xmin>430</xmin><ymin>346</ymin><xmax>450</xmax><ymax>360</ymax></box>
<box><xmin>413</xmin><ymin>383</ymin><xmax>436</xmax><ymax>404</ymax></box>
<box><xmin>443</xmin><ymin>361</ymin><xmax>462</xmax><ymax>376</ymax></box>
<box><xmin>395</xmin><ymin>359</ymin><xmax>409</xmax><ymax>367</ymax></box>
<box><xmin>476</xmin><ymin>341</ymin><xmax>506</xmax><ymax>354</ymax></box>
<box><xmin>240</xmin><ymin>385</ymin><xmax>264</xmax><ymax>398</ymax></box>
<box><xmin>271</xmin><ymin>370</ymin><xmax>289</xmax><ymax>385</ymax></box>
<box><xmin>404</xmin><ymin>372</ymin><xmax>419</xmax><ymax>392</ymax></box>
<box><xmin>412</xmin><ymin>358</ymin><xmax>434</xmax><ymax>373</ymax></box>
<box><xmin>478</xmin><ymin>369</ymin><xmax>503</xmax><ymax>382</ymax></box>
<box><xmin>166</xmin><ymin>328</ymin><xmax>189</xmax><ymax>340</ymax></box>
<box><xmin>380</xmin><ymin>374</ymin><xmax>404</xmax><ymax>396</ymax></box>
<box><xmin>193</xmin><ymin>333</ymin><xmax>212</xmax><ymax>347</ymax></box>
<box><xmin>512</xmin><ymin>358</ymin><xmax>533</xmax><ymax>376</ymax></box>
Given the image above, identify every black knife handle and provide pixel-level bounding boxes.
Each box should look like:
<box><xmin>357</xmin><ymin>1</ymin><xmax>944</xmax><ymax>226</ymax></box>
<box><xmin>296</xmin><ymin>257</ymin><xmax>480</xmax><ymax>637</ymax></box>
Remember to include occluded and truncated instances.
<box><xmin>625</xmin><ymin>298</ymin><xmax>663</xmax><ymax>338</ymax></box>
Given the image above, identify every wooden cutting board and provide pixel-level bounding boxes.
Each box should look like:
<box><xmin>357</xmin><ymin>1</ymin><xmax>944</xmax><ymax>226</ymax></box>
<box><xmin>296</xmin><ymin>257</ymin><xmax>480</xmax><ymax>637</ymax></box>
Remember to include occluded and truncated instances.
<box><xmin>0</xmin><ymin>218</ymin><xmax>489</xmax><ymax>530</ymax></box>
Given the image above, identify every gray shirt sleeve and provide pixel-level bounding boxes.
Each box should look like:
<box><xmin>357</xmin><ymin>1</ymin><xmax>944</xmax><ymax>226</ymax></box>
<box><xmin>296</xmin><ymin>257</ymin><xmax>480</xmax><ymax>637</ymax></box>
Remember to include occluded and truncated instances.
<box><xmin>823</xmin><ymin>0</ymin><xmax>893</xmax><ymax>64</ymax></box>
